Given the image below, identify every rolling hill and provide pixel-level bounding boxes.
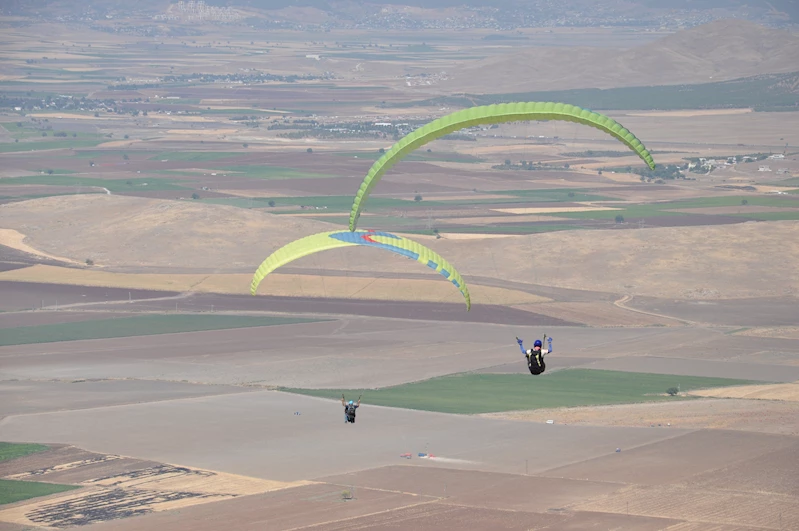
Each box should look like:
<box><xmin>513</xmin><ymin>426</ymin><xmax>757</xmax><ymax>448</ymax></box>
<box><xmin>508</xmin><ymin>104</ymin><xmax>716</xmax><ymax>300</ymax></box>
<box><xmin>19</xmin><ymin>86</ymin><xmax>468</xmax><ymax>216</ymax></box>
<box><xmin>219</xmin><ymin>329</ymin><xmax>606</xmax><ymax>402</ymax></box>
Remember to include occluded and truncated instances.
<box><xmin>443</xmin><ymin>19</ymin><xmax>799</xmax><ymax>93</ymax></box>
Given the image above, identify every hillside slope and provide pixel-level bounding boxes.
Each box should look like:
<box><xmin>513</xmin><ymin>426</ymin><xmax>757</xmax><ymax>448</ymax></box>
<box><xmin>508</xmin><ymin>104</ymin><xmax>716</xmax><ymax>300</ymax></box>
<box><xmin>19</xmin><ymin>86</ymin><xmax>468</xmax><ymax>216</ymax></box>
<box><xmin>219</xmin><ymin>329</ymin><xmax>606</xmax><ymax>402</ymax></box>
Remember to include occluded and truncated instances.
<box><xmin>444</xmin><ymin>19</ymin><xmax>799</xmax><ymax>93</ymax></box>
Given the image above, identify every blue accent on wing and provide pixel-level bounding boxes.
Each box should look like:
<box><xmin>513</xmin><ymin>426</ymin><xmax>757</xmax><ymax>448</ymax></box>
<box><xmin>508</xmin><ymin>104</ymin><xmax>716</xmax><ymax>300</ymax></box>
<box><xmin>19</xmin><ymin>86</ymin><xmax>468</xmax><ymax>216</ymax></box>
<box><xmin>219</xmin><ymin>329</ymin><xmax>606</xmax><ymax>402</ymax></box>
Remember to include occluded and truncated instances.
<box><xmin>329</xmin><ymin>231</ymin><xmax>420</xmax><ymax>261</ymax></box>
<box><xmin>328</xmin><ymin>231</ymin><xmax>466</xmax><ymax>300</ymax></box>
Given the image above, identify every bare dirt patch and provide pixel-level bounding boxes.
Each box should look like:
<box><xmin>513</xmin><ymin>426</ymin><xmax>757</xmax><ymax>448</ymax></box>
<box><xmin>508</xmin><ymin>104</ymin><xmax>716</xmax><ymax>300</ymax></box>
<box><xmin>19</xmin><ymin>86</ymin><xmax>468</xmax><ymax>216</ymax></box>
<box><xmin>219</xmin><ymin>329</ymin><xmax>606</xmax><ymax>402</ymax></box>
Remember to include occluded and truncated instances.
<box><xmin>685</xmin><ymin>441</ymin><xmax>799</xmax><ymax>497</ymax></box>
<box><xmin>0</xmin><ymin>265</ymin><xmax>544</xmax><ymax>306</ymax></box>
<box><xmin>427</xmin><ymin>220</ymin><xmax>799</xmax><ymax>300</ymax></box>
<box><xmin>540</xmin><ymin>429</ymin><xmax>798</xmax><ymax>487</ymax></box>
<box><xmin>75</xmin><ymin>481</ymin><xmax>433</xmax><ymax>531</ymax></box>
<box><xmin>688</xmin><ymin>382</ymin><xmax>799</xmax><ymax>401</ymax></box>
<box><xmin>513</xmin><ymin>301</ymin><xmax>681</xmax><ymax>327</ymax></box>
<box><xmin>321</xmin><ymin>465</ymin><xmax>624</xmax><ymax>512</ymax></box>
<box><xmin>575</xmin><ymin>483</ymin><xmax>799</xmax><ymax>530</ymax></box>
<box><xmin>734</xmin><ymin>326</ymin><xmax>799</xmax><ymax>339</ymax></box>
<box><xmin>0</xmin><ymin>229</ymin><xmax>83</xmax><ymax>266</ymax></box>
<box><xmin>483</xmin><ymin>399</ymin><xmax>799</xmax><ymax>436</ymax></box>
<box><xmin>0</xmin><ymin>194</ymin><xmax>338</xmax><ymax>269</ymax></box>
<box><xmin>626</xmin><ymin>109</ymin><xmax>754</xmax><ymax>117</ymax></box>
<box><xmin>0</xmin><ymin>379</ymin><xmax>253</xmax><ymax>417</ymax></box>
<box><xmin>0</xmin><ymin>280</ymin><xmax>178</xmax><ymax>312</ymax></box>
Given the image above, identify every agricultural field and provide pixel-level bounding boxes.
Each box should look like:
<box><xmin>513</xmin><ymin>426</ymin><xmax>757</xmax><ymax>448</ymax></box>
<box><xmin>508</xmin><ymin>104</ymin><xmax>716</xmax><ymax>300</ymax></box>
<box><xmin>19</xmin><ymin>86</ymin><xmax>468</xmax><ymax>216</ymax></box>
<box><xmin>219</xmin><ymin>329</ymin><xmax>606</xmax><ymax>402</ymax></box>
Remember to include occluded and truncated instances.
<box><xmin>0</xmin><ymin>8</ymin><xmax>797</xmax><ymax>531</ymax></box>
<box><xmin>283</xmin><ymin>370</ymin><xmax>760</xmax><ymax>414</ymax></box>
<box><xmin>0</xmin><ymin>443</ymin><xmax>48</xmax><ymax>463</ymax></box>
<box><xmin>0</xmin><ymin>314</ymin><xmax>326</xmax><ymax>347</ymax></box>
<box><xmin>0</xmin><ymin>479</ymin><xmax>78</xmax><ymax>506</ymax></box>
<box><xmin>0</xmin><ymin>443</ymin><xmax>78</xmax><ymax>507</ymax></box>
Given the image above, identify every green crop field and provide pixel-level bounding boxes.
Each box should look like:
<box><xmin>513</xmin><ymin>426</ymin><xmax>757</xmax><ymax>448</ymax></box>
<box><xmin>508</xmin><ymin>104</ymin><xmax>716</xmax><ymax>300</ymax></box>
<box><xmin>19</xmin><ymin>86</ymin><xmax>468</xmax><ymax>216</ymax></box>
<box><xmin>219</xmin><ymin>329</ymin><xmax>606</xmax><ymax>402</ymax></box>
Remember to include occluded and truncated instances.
<box><xmin>1</xmin><ymin>175</ymin><xmax>189</xmax><ymax>192</ymax></box>
<box><xmin>492</xmin><ymin>189</ymin><xmax>619</xmax><ymax>202</ymax></box>
<box><xmin>71</xmin><ymin>150</ymin><xmax>157</xmax><ymax>159</ymax></box>
<box><xmin>0</xmin><ymin>442</ymin><xmax>49</xmax><ymax>463</ymax></box>
<box><xmin>659</xmin><ymin>196</ymin><xmax>799</xmax><ymax>209</ymax></box>
<box><xmin>282</xmin><ymin>369</ymin><xmax>760</xmax><ymax>414</ymax></box>
<box><xmin>0</xmin><ymin>314</ymin><xmax>328</xmax><ymax>347</ymax></box>
<box><xmin>0</xmin><ymin>479</ymin><xmax>79</xmax><ymax>506</ymax></box>
<box><xmin>0</xmin><ymin>139</ymin><xmax>106</xmax><ymax>153</ymax></box>
<box><xmin>214</xmin><ymin>165</ymin><xmax>336</xmax><ymax>180</ymax></box>
<box><xmin>149</xmin><ymin>152</ymin><xmax>241</xmax><ymax>162</ymax></box>
<box><xmin>0</xmin><ymin>443</ymin><xmax>78</xmax><ymax>506</ymax></box>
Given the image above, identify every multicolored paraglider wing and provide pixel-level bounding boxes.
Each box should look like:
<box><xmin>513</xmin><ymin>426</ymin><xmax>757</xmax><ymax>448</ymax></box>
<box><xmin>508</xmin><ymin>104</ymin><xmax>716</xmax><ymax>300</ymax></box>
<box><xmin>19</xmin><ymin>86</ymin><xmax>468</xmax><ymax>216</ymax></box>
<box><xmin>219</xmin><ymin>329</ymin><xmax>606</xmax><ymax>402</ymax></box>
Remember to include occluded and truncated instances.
<box><xmin>350</xmin><ymin>101</ymin><xmax>656</xmax><ymax>230</ymax></box>
<box><xmin>250</xmin><ymin>230</ymin><xmax>471</xmax><ymax>310</ymax></box>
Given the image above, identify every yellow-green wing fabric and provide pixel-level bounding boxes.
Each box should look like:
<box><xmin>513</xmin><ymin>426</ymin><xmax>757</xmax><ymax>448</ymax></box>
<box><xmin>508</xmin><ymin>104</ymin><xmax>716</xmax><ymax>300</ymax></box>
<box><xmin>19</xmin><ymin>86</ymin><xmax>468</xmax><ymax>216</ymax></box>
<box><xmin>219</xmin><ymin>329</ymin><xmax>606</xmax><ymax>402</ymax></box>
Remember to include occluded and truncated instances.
<box><xmin>350</xmin><ymin>102</ymin><xmax>656</xmax><ymax>230</ymax></box>
<box><xmin>251</xmin><ymin>229</ymin><xmax>471</xmax><ymax>310</ymax></box>
<box><xmin>250</xmin><ymin>231</ymin><xmax>357</xmax><ymax>295</ymax></box>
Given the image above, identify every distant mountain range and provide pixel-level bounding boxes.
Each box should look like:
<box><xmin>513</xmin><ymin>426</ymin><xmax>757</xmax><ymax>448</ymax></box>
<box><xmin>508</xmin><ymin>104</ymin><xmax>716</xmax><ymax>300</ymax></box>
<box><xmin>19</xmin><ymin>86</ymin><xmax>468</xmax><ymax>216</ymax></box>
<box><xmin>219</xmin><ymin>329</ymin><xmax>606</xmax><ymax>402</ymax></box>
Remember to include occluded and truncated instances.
<box><xmin>3</xmin><ymin>0</ymin><xmax>797</xmax><ymax>27</ymax></box>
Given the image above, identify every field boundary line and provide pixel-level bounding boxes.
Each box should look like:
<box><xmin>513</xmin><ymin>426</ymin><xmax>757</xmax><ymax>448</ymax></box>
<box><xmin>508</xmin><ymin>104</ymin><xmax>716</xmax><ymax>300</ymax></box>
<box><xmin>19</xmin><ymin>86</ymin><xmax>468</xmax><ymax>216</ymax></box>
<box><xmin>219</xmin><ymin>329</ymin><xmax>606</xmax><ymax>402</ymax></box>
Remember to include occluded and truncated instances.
<box><xmin>613</xmin><ymin>296</ymin><xmax>697</xmax><ymax>326</ymax></box>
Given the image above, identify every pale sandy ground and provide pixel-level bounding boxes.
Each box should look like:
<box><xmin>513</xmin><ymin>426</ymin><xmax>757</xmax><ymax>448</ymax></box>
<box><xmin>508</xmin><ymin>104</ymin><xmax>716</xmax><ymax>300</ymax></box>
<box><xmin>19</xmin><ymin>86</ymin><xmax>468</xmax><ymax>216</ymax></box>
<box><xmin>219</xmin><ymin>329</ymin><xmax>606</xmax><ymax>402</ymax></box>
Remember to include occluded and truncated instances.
<box><xmin>626</xmin><ymin>109</ymin><xmax>754</xmax><ymax>117</ymax></box>
<box><xmin>0</xmin><ymin>264</ymin><xmax>545</xmax><ymax>306</ymax></box>
<box><xmin>591</xmin><ymin>171</ymin><xmax>644</xmax><ymax>183</ymax></box>
<box><xmin>483</xmin><ymin>398</ymin><xmax>799</xmax><ymax>436</ymax></box>
<box><xmin>575</xmin><ymin>483</ymin><xmax>799</xmax><ymax>530</ymax></box>
<box><xmin>0</xmin><ymin>229</ymin><xmax>84</xmax><ymax>265</ymax></box>
<box><xmin>491</xmin><ymin>206</ymin><xmax>621</xmax><ymax>214</ymax></box>
<box><xmin>689</xmin><ymin>381</ymin><xmax>799</xmax><ymax>401</ymax></box>
<box><xmin>735</xmin><ymin>326</ymin><xmax>799</xmax><ymax>339</ymax></box>
<box><xmin>94</xmin><ymin>139</ymin><xmax>140</xmax><ymax>148</ymax></box>
<box><xmin>1</xmin><ymin>195</ymin><xmax>798</xmax><ymax>299</ymax></box>
<box><xmin>433</xmin><ymin>220</ymin><xmax>799</xmax><ymax>300</ymax></box>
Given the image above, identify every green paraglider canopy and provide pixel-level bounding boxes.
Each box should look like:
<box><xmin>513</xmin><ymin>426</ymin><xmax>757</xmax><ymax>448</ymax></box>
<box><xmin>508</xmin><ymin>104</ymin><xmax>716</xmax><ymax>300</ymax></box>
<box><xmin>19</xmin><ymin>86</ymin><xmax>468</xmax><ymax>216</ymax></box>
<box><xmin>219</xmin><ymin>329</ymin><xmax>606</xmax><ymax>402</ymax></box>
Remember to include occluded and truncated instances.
<box><xmin>350</xmin><ymin>102</ymin><xmax>656</xmax><ymax>230</ymax></box>
<box><xmin>251</xmin><ymin>229</ymin><xmax>471</xmax><ymax>310</ymax></box>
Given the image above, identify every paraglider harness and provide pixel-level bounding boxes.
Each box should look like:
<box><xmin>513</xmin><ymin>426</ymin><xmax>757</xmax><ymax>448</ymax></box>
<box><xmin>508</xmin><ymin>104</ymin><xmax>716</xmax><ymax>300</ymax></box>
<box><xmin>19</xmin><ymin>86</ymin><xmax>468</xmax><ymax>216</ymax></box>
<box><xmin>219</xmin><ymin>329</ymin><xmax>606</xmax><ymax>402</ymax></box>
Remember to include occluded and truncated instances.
<box><xmin>342</xmin><ymin>394</ymin><xmax>361</xmax><ymax>423</ymax></box>
<box><xmin>517</xmin><ymin>335</ymin><xmax>552</xmax><ymax>375</ymax></box>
